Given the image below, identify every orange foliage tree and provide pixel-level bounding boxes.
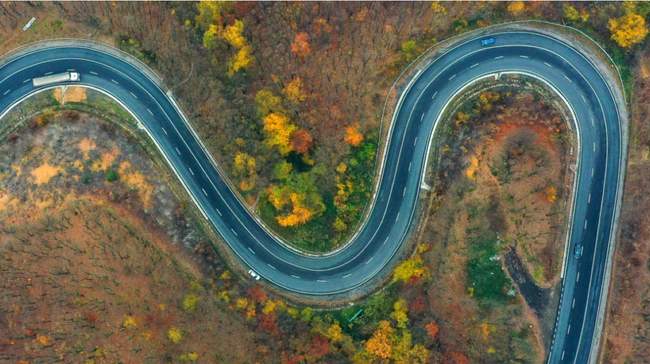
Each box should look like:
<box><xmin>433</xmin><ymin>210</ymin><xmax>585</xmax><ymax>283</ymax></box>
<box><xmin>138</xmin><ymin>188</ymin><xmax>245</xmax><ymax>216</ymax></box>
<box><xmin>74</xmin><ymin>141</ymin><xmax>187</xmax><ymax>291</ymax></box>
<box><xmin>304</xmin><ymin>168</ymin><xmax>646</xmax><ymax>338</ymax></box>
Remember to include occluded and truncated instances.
<box><xmin>425</xmin><ymin>321</ymin><xmax>439</xmax><ymax>340</ymax></box>
<box><xmin>291</xmin><ymin>32</ymin><xmax>311</xmax><ymax>58</ymax></box>
<box><xmin>276</xmin><ymin>193</ymin><xmax>314</xmax><ymax>227</ymax></box>
<box><xmin>344</xmin><ymin>124</ymin><xmax>364</xmax><ymax>146</ymax></box>
<box><xmin>365</xmin><ymin>320</ymin><xmax>393</xmax><ymax>359</ymax></box>
<box><xmin>447</xmin><ymin>351</ymin><xmax>470</xmax><ymax>364</ymax></box>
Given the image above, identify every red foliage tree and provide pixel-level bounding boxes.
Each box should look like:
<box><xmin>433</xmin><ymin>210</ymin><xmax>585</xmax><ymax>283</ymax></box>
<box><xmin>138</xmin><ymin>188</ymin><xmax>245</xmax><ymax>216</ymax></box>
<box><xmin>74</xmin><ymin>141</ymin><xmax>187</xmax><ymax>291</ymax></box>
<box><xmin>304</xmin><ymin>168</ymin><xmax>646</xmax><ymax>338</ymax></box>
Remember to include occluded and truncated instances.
<box><xmin>291</xmin><ymin>129</ymin><xmax>314</xmax><ymax>154</ymax></box>
<box><xmin>308</xmin><ymin>335</ymin><xmax>330</xmax><ymax>359</ymax></box>
<box><xmin>409</xmin><ymin>294</ymin><xmax>427</xmax><ymax>315</ymax></box>
<box><xmin>83</xmin><ymin>311</ymin><xmax>99</xmax><ymax>327</ymax></box>
<box><xmin>446</xmin><ymin>351</ymin><xmax>470</xmax><ymax>364</ymax></box>
<box><xmin>247</xmin><ymin>285</ymin><xmax>268</xmax><ymax>304</ymax></box>
<box><xmin>258</xmin><ymin>313</ymin><xmax>280</xmax><ymax>336</ymax></box>
<box><xmin>282</xmin><ymin>352</ymin><xmax>306</xmax><ymax>364</ymax></box>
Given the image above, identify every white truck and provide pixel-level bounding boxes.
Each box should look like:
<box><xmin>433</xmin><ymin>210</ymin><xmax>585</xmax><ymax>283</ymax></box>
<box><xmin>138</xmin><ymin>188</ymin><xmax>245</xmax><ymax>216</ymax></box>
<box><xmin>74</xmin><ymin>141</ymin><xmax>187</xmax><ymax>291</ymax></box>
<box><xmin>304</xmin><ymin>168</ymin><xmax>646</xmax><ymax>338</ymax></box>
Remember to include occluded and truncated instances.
<box><xmin>32</xmin><ymin>72</ymin><xmax>79</xmax><ymax>87</ymax></box>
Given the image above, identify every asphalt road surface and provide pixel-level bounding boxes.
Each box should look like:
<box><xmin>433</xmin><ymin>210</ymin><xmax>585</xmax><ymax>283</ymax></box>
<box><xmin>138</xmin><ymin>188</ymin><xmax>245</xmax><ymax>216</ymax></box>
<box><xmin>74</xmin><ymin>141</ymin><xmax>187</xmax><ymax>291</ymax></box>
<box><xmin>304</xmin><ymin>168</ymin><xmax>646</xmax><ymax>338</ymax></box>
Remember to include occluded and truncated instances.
<box><xmin>0</xmin><ymin>30</ymin><xmax>623</xmax><ymax>363</ymax></box>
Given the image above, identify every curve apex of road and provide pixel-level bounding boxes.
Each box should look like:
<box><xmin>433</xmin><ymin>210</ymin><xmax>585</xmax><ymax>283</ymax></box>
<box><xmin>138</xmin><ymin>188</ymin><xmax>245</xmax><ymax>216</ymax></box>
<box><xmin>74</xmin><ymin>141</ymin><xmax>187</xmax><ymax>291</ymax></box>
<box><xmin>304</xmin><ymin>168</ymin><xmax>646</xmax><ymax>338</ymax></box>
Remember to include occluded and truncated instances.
<box><xmin>0</xmin><ymin>24</ymin><xmax>626</xmax><ymax>364</ymax></box>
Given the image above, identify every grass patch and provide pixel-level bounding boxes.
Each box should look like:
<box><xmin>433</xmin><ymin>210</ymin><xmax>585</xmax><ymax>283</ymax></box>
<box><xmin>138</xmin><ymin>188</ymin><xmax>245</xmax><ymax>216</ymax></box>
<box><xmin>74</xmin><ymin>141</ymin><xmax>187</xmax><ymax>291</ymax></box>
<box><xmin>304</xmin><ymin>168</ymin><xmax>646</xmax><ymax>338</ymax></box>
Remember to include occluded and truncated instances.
<box><xmin>466</xmin><ymin>231</ymin><xmax>513</xmax><ymax>306</ymax></box>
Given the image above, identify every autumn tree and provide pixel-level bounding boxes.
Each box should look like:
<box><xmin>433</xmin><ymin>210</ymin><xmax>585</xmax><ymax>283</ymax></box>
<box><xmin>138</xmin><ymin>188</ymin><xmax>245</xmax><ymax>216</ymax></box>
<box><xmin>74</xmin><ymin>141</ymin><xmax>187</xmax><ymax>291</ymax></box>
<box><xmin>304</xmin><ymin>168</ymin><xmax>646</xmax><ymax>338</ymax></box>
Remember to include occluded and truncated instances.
<box><xmin>255</xmin><ymin>89</ymin><xmax>284</xmax><ymax>117</ymax></box>
<box><xmin>425</xmin><ymin>321</ymin><xmax>439</xmax><ymax>340</ymax></box>
<box><xmin>563</xmin><ymin>4</ymin><xmax>589</xmax><ymax>23</ymax></box>
<box><xmin>430</xmin><ymin>2</ymin><xmax>447</xmax><ymax>14</ymax></box>
<box><xmin>167</xmin><ymin>327</ymin><xmax>183</xmax><ymax>344</ymax></box>
<box><xmin>202</xmin><ymin>24</ymin><xmax>221</xmax><ymax>49</ymax></box>
<box><xmin>608</xmin><ymin>12</ymin><xmax>649</xmax><ymax>49</ymax></box>
<box><xmin>362</xmin><ymin>320</ymin><xmax>430</xmax><ymax>363</ymax></box>
<box><xmin>365</xmin><ymin>320</ymin><xmax>393</xmax><ymax>359</ymax></box>
<box><xmin>446</xmin><ymin>351</ymin><xmax>470</xmax><ymax>364</ymax></box>
<box><xmin>195</xmin><ymin>1</ymin><xmax>225</xmax><ymax>29</ymax></box>
<box><xmin>392</xmin><ymin>254</ymin><xmax>427</xmax><ymax>283</ymax></box>
<box><xmin>266</xmin><ymin>173</ymin><xmax>325</xmax><ymax>228</ymax></box>
<box><xmin>291</xmin><ymin>32</ymin><xmax>311</xmax><ymax>58</ymax></box>
<box><xmin>276</xmin><ymin>193</ymin><xmax>314</xmax><ymax>227</ymax></box>
<box><xmin>290</xmin><ymin>129</ymin><xmax>313</xmax><ymax>154</ymax></box>
<box><xmin>195</xmin><ymin>3</ymin><xmax>254</xmax><ymax>74</ymax></box>
<box><xmin>273</xmin><ymin>161</ymin><xmax>293</xmax><ymax>181</ymax></box>
<box><xmin>506</xmin><ymin>1</ymin><xmax>525</xmax><ymax>16</ymax></box>
<box><xmin>229</xmin><ymin>45</ymin><xmax>254</xmax><ymax>75</ymax></box>
<box><xmin>263</xmin><ymin>113</ymin><xmax>297</xmax><ymax>155</ymax></box>
<box><xmin>308</xmin><ymin>335</ymin><xmax>331</xmax><ymax>360</ymax></box>
<box><xmin>283</xmin><ymin>77</ymin><xmax>307</xmax><ymax>103</ymax></box>
<box><xmin>233</xmin><ymin>152</ymin><xmax>257</xmax><ymax>192</ymax></box>
<box><xmin>222</xmin><ymin>19</ymin><xmax>247</xmax><ymax>49</ymax></box>
<box><xmin>344</xmin><ymin>124</ymin><xmax>364</xmax><ymax>146</ymax></box>
<box><xmin>391</xmin><ymin>299</ymin><xmax>409</xmax><ymax>329</ymax></box>
<box><xmin>400</xmin><ymin>39</ymin><xmax>421</xmax><ymax>63</ymax></box>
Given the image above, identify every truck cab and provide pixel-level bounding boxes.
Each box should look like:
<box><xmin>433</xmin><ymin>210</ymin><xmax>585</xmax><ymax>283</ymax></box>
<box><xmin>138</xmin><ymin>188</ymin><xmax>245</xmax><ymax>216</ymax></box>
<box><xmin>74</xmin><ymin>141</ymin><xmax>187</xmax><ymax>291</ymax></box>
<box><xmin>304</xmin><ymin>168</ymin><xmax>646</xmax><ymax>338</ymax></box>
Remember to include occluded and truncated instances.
<box><xmin>480</xmin><ymin>37</ymin><xmax>496</xmax><ymax>47</ymax></box>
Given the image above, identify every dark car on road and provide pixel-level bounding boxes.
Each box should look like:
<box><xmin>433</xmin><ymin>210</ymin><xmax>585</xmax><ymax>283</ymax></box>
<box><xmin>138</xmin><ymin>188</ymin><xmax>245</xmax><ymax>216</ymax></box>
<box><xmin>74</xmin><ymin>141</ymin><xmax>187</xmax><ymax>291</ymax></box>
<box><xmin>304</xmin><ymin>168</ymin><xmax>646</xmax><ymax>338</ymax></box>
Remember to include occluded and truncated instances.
<box><xmin>574</xmin><ymin>244</ymin><xmax>584</xmax><ymax>259</ymax></box>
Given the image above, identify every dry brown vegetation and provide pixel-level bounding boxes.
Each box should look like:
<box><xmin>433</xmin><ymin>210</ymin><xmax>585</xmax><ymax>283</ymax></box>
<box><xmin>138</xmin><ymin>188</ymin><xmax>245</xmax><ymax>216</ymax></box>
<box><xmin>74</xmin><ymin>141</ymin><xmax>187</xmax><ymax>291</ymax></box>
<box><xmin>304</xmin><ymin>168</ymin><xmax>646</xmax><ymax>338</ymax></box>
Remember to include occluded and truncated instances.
<box><xmin>0</xmin><ymin>199</ymin><xmax>260</xmax><ymax>363</ymax></box>
<box><xmin>601</xmin><ymin>43</ymin><xmax>650</xmax><ymax>364</ymax></box>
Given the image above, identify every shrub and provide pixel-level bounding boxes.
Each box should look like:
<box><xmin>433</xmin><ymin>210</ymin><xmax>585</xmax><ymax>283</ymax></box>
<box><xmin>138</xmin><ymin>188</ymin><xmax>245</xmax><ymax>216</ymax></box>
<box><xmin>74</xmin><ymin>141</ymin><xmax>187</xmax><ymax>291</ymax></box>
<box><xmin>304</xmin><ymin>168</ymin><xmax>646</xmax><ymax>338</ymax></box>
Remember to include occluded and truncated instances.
<box><xmin>105</xmin><ymin>169</ymin><xmax>119</xmax><ymax>182</ymax></box>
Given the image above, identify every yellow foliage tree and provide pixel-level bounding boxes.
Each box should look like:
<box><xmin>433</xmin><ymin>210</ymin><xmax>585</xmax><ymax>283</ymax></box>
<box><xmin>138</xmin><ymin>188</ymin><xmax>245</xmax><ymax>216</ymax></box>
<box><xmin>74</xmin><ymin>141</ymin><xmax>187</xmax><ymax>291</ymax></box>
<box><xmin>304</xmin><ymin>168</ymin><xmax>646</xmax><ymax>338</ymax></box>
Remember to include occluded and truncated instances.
<box><xmin>333</xmin><ymin>217</ymin><xmax>347</xmax><ymax>232</ymax></box>
<box><xmin>202</xmin><ymin>24</ymin><xmax>221</xmax><ymax>49</ymax></box>
<box><xmin>507</xmin><ymin>1</ymin><xmax>525</xmax><ymax>15</ymax></box>
<box><xmin>235</xmin><ymin>297</ymin><xmax>250</xmax><ymax>310</ymax></box>
<box><xmin>563</xmin><ymin>4</ymin><xmax>589</xmax><ymax>23</ymax></box>
<box><xmin>344</xmin><ymin>124</ymin><xmax>364</xmax><ymax>146</ymax></box>
<box><xmin>229</xmin><ymin>45</ymin><xmax>254</xmax><ymax>75</ymax></box>
<box><xmin>263</xmin><ymin>113</ymin><xmax>297</xmax><ymax>155</ymax></box>
<box><xmin>182</xmin><ymin>293</ymin><xmax>200</xmax><ymax>312</ymax></box>
<box><xmin>326</xmin><ymin>322</ymin><xmax>344</xmax><ymax>343</ymax></box>
<box><xmin>179</xmin><ymin>352</ymin><xmax>199</xmax><ymax>362</ymax></box>
<box><xmin>392</xmin><ymin>331</ymin><xmax>430</xmax><ymax>364</ymax></box>
<box><xmin>608</xmin><ymin>12</ymin><xmax>649</xmax><ymax>48</ymax></box>
<box><xmin>233</xmin><ymin>152</ymin><xmax>257</xmax><ymax>192</ymax></box>
<box><xmin>392</xmin><ymin>254</ymin><xmax>427</xmax><ymax>283</ymax></box>
<box><xmin>195</xmin><ymin>1</ymin><xmax>225</xmax><ymax>29</ymax></box>
<box><xmin>122</xmin><ymin>315</ymin><xmax>137</xmax><ymax>329</ymax></box>
<box><xmin>222</xmin><ymin>19</ymin><xmax>247</xmax><ymax>49</ymax></box>
<box><xmin>277</xmin><ymin>193</ymin><xmax>314</xmax><ymax>227</ymax></box>
<box><xmin>430</xmin><ymin>2</ymin><xmax>447</xmax><ymax>14</ymax></box>
<box><xmin>267</xmin><ymin>184</ymin><xmax>291</xmax><ymax>210</ymax></box>
<box><xmin>391</xmin><ymin>299</ymin><xmax>409</xmax><ymax>329</ymax></box>
<box><xmin>284</xmin><ymin>77</ymin><xmax>307</xmax><ymax>103</ymax></box>
<box><xmin>167</xmin><ymin>327</ymin><xmax>183</xmax><ymax>344</ymax></box>
<box><xmin>255</xmin><ymin>89</ymin><xmax>284</xmax><ymax>117</ymax></box>
<box><xmin>263</xmin><ymin>113</ymin><xmax>297</xmax><ymax>154</ymax></box>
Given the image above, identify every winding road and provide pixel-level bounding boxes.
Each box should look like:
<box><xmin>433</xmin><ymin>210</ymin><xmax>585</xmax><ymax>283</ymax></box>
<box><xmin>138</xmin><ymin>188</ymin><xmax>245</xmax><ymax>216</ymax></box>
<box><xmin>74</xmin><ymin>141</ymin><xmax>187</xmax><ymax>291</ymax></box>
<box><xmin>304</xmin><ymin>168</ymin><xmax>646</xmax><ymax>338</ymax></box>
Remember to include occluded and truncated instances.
<box><xmin>0</xmin><ymin>29</ymin><xmax>624</xmax><ymax>363</ymax></box>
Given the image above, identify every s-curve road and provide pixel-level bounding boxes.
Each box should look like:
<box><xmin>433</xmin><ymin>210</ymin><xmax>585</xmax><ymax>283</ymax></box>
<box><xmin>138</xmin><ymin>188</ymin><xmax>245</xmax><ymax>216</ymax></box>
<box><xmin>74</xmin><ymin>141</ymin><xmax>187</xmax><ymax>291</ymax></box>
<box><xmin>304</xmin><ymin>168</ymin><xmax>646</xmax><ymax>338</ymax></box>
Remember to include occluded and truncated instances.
<box><xmin>0</xmin><ymin>30</ymin><xmax>624</xmax><ymax>363</ymax></box>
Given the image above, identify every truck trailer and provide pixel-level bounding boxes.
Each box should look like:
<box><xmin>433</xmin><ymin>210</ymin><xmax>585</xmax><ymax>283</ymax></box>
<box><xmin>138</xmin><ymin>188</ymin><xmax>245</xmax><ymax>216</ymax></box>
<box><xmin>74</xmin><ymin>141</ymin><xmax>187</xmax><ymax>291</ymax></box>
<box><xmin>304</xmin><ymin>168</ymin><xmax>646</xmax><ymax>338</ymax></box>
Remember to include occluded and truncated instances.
<box><xmin>32</xmin><ymin>72</ymin><xmax>79</xmax><ymax>87</ymax></box>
